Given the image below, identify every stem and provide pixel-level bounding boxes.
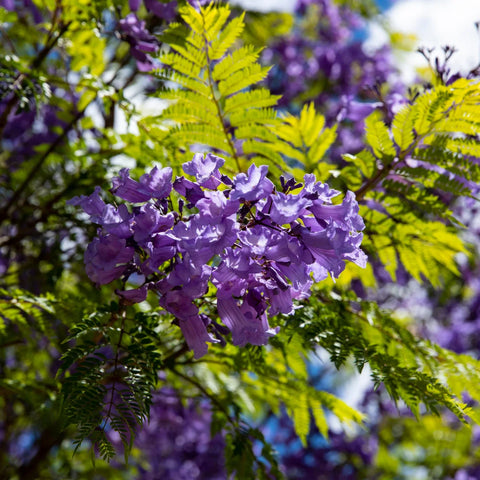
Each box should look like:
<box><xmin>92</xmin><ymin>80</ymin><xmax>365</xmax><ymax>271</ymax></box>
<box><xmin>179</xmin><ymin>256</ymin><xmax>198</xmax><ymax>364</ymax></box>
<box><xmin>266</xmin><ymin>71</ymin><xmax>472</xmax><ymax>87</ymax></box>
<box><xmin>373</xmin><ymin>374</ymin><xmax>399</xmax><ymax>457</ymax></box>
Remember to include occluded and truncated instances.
<box><xmin>162</xmin><ymin>342</ymin><xmax>189</xmax><ymax>367</ymax></box>
<box><xmin>104</xmin><ymin>307</ymin><xmax>127</xmax><ymax>425</ymax></box>
<box><xmin>354</xmin><ymin>132</ymin><xmax>425</xmax><ymax>202</ymax></box>
<box><xmin>201</xmin><ymin>12</ymin><xmax>243</xmax><ymax>172</ymax></box>
<box><xmin>354</xmin><ymin>162</ymin><xmax>396</xmax><ymax>202</ymax></box>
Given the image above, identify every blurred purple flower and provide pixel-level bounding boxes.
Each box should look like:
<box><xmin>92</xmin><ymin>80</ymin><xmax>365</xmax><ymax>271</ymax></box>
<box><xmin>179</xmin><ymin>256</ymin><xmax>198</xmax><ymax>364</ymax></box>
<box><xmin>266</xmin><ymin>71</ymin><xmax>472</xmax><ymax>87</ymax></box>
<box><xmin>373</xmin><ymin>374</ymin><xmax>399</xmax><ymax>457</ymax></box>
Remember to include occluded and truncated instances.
<box><xmin>144</xmin><ymin>0</ymin><xmax>177</xmax><ymax>21</ymax></box>
<box><xmin>84</xmin><ymin>234</ymin><xmax>134</xmax><ymax>285</ymax></box>
<box><xmin>118</xmin><ymin>13</ymin><xmax>159</xmax><ymax>72</ymax></box>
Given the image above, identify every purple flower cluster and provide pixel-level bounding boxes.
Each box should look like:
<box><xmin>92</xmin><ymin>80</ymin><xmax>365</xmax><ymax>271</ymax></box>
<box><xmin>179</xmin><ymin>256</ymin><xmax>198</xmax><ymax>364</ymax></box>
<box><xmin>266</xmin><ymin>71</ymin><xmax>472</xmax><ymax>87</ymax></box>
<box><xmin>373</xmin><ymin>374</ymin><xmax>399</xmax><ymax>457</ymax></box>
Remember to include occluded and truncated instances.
<box><xmin>118</xmin><ymin>0</ymin><xmax>177</xmax><ymax>72</ymax></box>
<box><xmin>0</xmin><ymin>0</ymin><xmax>43</xmax><ymax>23</ymax></box>
<box><xmin>118</xmin><ymin>13</ymin><xmax>159</xmax><ymax>72</ymax></box>
<box><xmin>109</xmin><ymin>388</ymin><xmax>226</xmax><ymax>480</ymax></box>
<box><xmin>69</xmin><ymin>154</ymin><xmax>366</xmax><ymax>358</ymax></box>
<box><xmin>129</xmin><ymin>0</ymin><xmax>177</xmax><ymax>22</ymax></box>
<box><xmin>265</xmin><ymin>0</ymin><xmax>395</xmax><ymax>107</ymax></box>
<box><xmin>264</xmin><ymin>0</ymin><xmax>402</xmax><ymax>158</ymax></box>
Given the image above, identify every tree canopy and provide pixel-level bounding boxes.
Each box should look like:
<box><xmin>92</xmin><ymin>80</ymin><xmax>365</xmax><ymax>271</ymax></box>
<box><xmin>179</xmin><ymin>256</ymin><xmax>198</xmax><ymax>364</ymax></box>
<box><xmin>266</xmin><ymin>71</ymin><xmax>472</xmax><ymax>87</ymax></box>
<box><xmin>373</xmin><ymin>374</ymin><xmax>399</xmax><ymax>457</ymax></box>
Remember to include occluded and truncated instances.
<box><xmin>1</xmin><ymin>1</ymin><xmax>480</xmax><ymax>479</ymax></box>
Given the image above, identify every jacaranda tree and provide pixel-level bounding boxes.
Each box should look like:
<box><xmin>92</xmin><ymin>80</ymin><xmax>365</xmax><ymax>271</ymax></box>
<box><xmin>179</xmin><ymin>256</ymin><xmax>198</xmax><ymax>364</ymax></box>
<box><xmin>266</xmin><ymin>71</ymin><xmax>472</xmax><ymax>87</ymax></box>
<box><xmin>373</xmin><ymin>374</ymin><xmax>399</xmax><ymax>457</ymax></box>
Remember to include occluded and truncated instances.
<box><xmin>2</xmin><ymin>1</ymin><xmax>480</xmax><ymax>479</ymax></box>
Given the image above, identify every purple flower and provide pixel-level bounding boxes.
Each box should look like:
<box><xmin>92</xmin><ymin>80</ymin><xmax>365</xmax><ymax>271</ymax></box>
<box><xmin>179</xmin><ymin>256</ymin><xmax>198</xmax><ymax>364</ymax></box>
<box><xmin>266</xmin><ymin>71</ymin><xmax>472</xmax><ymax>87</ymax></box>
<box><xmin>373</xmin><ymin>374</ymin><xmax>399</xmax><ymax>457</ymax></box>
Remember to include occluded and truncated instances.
<box><xmin>84</xmin><ymin>234</ymin><xmax>135</xmax><ymax>285</ymax></box>
<box><xmin>102</xmin><ymin>204</ymin><xmax>134</xmax><ymax>238</ymax></box>
<box><xmin>269</xmin><ymin>287</ymin><xmax>295</xmax><ymax>316</ymax></box>
<box><xmin>178</xmin><ymin>316</ymin><xmax>219</xmax><ymax>359</ymax></box>
<box><xmin>68</xmin><ymin>189</ymin><xmax>134</xmax><ymax>237</ymax></box>
<box><xmin>299</xmin><ymin>224</ymin><xmax>366</xmax><ymax>281</ymax></box>
<box><xmin>133</xmin><ymin>205</ymin><xmax>175</xmax><ymax>245</ymax></box>
<box><xmin>195</xmin><ymin>190</ymin><xmax>239</xmax><ymax>223</ymax></box>
<box><xmin>173</xmin><ymin>177</ymin><xmax>204</xmax><ymax>205</ymax></box>
<box><xmin>212</xmin><ymin>255</ymin><xmax>250</xmax><ymax>299</ymax></box>
<box><xmin>129</xmin><ymin>0</ymin><xmax>141</xmax><ymax>10</ymax></box>
<box><xmin>1</xmin><ymin>0</ymin><xmax>42</xmax><ymax>22</ymax></box>
<box><xmin>1</xmin><ymin>108</ymin><xmax>35</xmax><ymax>140</ymax></box>
<box><xmin>268</xmin><ymin>192</ymin><xmax>311</xmax><ymax>225</ymax></box>
<box><xmin>72</xmin><ymin>153</ymin><xmax>367</xmax><ymax>358</ymax></box>
<box><xmin>144</xmin><ymin>0</ymin><xmax>177</xmax><ymax>21</ymax></box>
<box><xmin>309</xmin><ymin>190</ymin><xmax>365</xmax><ymax>231</ymax></box>
<box><xmin>157</xmin><ymin>260</ymin><xmax>212</xmax><ymax>299</ymax></box>
<box><xmin>183</xmin><ymin>153</ymin><xmax>225</xmax><ymax>189</ymax></box>
<box><xmin>116</xmin><ymin>284</ymin><xmax>149</xmax><ymax>303</ymax></box>
<box><xmin>230</xmin><ymin>164</ymin><xmax>274</xmax><ymax>202</ymax></box>
<box><xmin>159</xmin><ymin>289</ymin><xmax>199</xmax><ymax>319</ymax></box>
<box><xmin>300</xmin><ymin>174</ymin><xmax>340</xmax><ymax>202</ymax></box>
<box><xmin>67</xmin><ymin>186</ymin><xmax>106</xmax><ymax>218</ymax></box>
<box><xmin>173</xmin><ymin>216</ymin><xmax>238</xmax><ymax>264</ymax></box>
<box><xmin>341</xmin><ymin>231</ymin><xmax>367</xmax><ymax>268</ymax></box>
<box><xmin>238</xmin><ymin>225</ymin><xmax>276</xmax><ymax>257</ymax></box>
<box><xmin>118</xmin><ymin>13</ymin><xmax>159</xmax><ymax>72</ymax></box>
<box><xmin>142</xmin><ymin>233</ymin><xmax>177</xmax><ymax>274</ymax></box>
<box><xmin>187</xmin><ymin>0</ymin><xmax>209</xmax><ymax>8</ymax></box>
<box><xmin>238</xmin><ymin>226</ymin><xmax>313</xmax><ymax>289</ymax></box>
<box><xmin>159</xmin><ymin>290</ymin><xmax>219</xmax><ymax>358</ymax></box>
<box><xmin>0</xmin><ymin>0</ymin><xmax>15</xmax><ymax>9</ymax></box>
<box><xmin>112</xmin><ymin>166</ymin><xmax>172</xmax><ymax>203</ymax></box>
<box><xmin>265</xmin><ymin>234</ymin><xmax>314</xmax><ymax>290</ymax></box>
<box><xmin>217</xmin><ymin>296</ymin><xmax>279</xmax><ymax>347</ymax></box>
<box><xmin>336</xmin><ymin>95</ymin><xmax>382</xmax><ymax>122</ymax></box>
<box><xmin>214</xmin><ymin>249</ymin><xmax>262</xmax><ymax>286</ymax></box>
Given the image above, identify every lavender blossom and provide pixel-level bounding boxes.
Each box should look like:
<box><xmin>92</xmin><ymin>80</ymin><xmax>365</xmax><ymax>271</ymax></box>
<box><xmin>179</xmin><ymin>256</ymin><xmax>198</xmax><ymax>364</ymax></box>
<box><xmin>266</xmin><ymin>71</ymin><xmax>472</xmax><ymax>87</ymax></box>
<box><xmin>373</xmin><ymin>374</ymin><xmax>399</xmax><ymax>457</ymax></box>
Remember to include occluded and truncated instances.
<box><xmin>217</xmin><ymin>296</ymin><xmax>279</xmax><ymax>348</ymax></box>
<box><xmin>183</xmin><ymin>153</ymin><xmax>225</xmax><ymax>189</ymax></box>
<box><xmin>118</xmin><ymin>13</ymin><xmax>160</xmax><ymax>72</ymax></box>
<box><xmin>84</xmin><ymin>234</ymin><xmax>134</xmax><ymax>285</ymax></box>
<box><xmin>72</xmin><ymin>156</ymin><xmax>366</xmax><ymax>357</ymax></box>
<box><xmin>112</xmin><ymin>166</ymin><xmax>172</xmax><ymax>203</ymax></box>
<box><xmin>144</xmin><ymin>0</ymin><xmax>177</xmax><ymax>22</ymax></box>
<box><xmin>230</xmin><ymin>164</ymin><xmax>274</xmax><ymax>202</ymax></box>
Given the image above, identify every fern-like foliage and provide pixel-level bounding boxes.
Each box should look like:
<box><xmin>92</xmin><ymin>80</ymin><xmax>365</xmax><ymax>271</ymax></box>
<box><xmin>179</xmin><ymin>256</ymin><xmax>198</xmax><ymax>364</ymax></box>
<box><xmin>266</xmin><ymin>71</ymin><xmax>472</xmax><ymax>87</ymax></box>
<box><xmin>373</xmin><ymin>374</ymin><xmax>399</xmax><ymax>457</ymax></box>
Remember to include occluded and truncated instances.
<box><xmin>145</xmin><ymin>3</ymin><xmax>281</xmax><ymax>173</ymax></box>
<box><xmin>59</xmin><ymin>306</ymin><xmax>163</xmax><ymax>460</ymax></box>
<box><xmin>167</xmin><ymin>331</ymin><xmax>365</xmax><ymax>451</ymax></box>
<box><xmin>274</xmin><ymin>102</ymin><xmax>337</xmax><ymax>178</ymax></box>
<box><xmin>0</xmin><ymin>287</ymin><xmax>57</xmax><ymax>337</ymax></box>
<box><xmin>137</xmin><ymin>3</ymin><xmax>337</xmax><ymax>179</ymax></box>
<box><xmin>290</xmin><ymin>288</ymin><xmax>480</xmax><ymax>423</ymax></box>
<box><xmin>340</xmin><ymin>79</ymin><xmax>480</xmax><ymax>285</ymax></box>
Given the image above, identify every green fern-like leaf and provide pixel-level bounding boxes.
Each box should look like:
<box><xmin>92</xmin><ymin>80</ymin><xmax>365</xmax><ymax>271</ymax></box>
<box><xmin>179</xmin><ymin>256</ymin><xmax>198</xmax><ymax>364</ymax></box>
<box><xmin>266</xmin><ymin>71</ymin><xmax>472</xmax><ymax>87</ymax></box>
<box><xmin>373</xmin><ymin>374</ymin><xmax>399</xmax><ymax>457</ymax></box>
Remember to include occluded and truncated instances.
<box><xmin>345</xmin><ymin>79</ymin><xmax>480</xmax><ymax>285</ymax></box>
<box><xmin>274</xmin><ymin>103</ymin><xmax>337</xmax><ymax>177</ymax></box>
<box><xmin>289</xmin><ymin>290</ymin><xmax>480</xmax><ymax>425</ymax></box>
<box><xmin>0</xmin><ymin>288</ymin><xmax>57</xmax><ymax>336</ymax></box>
<box><xmin>60</xmin><ymin>308</ymin><xmax>163</xmax><ymax>460</ymax></box>
<box><xmin>142</xmin><ymin>3</ymin><xmax>337</xmax><ymax>180</ymax></box>
<box><xmin>146</xmin><ymin>2</ymin><xmax>284</xmax><ymax>173</ymax></box>
<box><xmin>365</xmin><ymin>110</ymin><xmax>396</xmax><ymax>157</ymax></box>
